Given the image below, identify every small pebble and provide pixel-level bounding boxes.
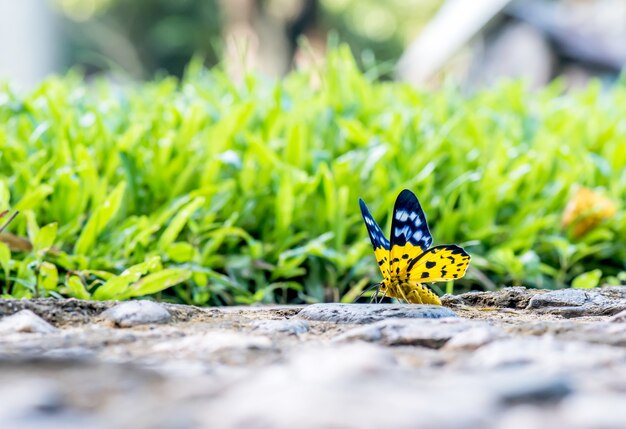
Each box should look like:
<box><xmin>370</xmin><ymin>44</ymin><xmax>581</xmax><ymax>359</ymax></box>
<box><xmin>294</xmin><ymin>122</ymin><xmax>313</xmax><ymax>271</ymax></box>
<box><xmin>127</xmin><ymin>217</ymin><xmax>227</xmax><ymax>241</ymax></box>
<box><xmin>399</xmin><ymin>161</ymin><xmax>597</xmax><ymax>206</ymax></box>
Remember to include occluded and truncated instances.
<box><xmin>0</xmin><ymin>309</ymin><xmax>57</xmax><ymax>334</ymax></box>
<box><xmin>101</xmin><ymin>301</ymin><xmax>171</xmax><ymax>328</ymax></box>
<box><xmin>297</xmin><ymin>303</ymin><xmax>457</xmax><ymax>324</ymax></box>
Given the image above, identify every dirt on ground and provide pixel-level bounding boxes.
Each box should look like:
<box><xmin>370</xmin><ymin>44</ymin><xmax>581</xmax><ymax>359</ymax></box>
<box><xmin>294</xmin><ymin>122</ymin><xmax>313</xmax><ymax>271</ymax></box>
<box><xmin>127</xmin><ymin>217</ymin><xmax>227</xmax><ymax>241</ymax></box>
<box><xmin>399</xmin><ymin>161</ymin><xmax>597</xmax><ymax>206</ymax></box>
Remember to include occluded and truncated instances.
<box><xmin>1</xmin><ymin>286</ymin><xmax>626</xmax><ymax>429</ymax></box>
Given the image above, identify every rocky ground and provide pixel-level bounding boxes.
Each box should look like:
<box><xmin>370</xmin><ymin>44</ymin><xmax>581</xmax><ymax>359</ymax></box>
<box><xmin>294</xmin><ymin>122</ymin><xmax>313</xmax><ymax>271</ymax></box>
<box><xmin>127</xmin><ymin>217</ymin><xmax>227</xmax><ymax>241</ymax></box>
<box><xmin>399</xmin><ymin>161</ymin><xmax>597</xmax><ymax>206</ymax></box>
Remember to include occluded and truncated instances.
<box><xmin>1</xmin><ymin>287</ymin><xmax>626</xmax><ymax>429</ymax></box>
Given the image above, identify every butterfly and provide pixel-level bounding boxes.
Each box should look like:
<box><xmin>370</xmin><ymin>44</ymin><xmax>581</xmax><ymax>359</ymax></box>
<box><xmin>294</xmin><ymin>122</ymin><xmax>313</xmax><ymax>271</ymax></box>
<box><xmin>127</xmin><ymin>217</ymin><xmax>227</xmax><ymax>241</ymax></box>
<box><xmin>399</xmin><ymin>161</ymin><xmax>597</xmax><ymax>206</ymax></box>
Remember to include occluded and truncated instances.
<box><xmin>359</xmin><ymin>189</ymin><xmax>470</xmax><ymax>305</ymax></box>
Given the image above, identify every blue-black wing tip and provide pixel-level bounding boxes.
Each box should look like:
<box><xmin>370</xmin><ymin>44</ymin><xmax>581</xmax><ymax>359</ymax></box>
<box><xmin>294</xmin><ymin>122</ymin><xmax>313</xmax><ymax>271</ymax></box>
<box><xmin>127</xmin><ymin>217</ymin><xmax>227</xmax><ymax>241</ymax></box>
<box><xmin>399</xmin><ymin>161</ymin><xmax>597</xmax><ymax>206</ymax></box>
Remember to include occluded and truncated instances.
<box><xmin>358</xmin><ymin>197</ymin><xmax>368</xmax><ymax>214</ymax></box>
<box><xmin>395</xmin><ymin>189</ymin><xmax>419</xmax><ymax>208</ymax></box>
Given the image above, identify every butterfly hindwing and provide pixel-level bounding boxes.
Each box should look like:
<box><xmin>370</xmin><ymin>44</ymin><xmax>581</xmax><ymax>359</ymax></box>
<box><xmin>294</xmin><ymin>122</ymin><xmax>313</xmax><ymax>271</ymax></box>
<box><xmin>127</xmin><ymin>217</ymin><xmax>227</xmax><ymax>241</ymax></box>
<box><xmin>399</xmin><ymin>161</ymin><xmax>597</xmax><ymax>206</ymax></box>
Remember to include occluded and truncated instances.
<box><xmin>407</xmin><ymin>245</ymin><xmax>470</xmax><ymax>282</ymax></box>
<box><xmin>359</xmin><ymin>198</ymin><xmax>390</xmax><ymax>277</ymax></box>
<box><xmin>389</xmin><ymin>189</ymin><xmax>433</xmax><ymax>276</ymax></box>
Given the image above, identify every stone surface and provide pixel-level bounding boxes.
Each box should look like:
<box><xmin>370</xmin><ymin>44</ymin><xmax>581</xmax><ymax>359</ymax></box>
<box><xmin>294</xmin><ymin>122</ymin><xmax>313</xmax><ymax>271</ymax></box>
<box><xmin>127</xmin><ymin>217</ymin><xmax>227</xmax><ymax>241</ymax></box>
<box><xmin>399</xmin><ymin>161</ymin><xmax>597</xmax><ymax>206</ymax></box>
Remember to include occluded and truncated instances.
<box><xmin>0</xmin><ymin>288</ymin><xmax>626</xmax><ymax>428</ymax></box>
<box><xmin>609</xmin><ymin>309</ymin><xmax>626</xmax><ymax>323</ymax></box>
<box><xmin>443</xmin><ymin>325</ymin><xmax>505</xmax><ymax>350</ymax></box>
<box><xmin>0</xmin><ymin>309</ymin><xmax>57</xmax><ymax>334</ymax></box>
<box><xmin>335</xmin><ymin>318</ymin><xmax>486</xmax><ymax>348</ymax></box>
<box><xmin>442</xmin><ymin>286</ymin><xmax>540</xmax><ymax>309</ymax></box>
<box><xmin>101</xmin><ymin>301</ymin><xmax>171</xmax><ymax>327</ymax></box>
<box><xmin>251</xmin><ymin>319</ymin><xmax>309</xmax><ymax>335</ymax></box>
<box><xmin>528</xmin><ymin>288</ymin><xmax>588</xmax><ymax>308</ymax></box>
<box><xmin>296</xmin><ymin>303</ymin><xmax>457</xmax><ymax>324</ymax></box>
<box><xmin>201</xmin><ymin>344</ymin><xmax>494</xmax><ymax>429</ymax></box>
<box><xmin>496</xmin><ymin>373</ymin><xmax>572</xmax><ymax>405</ymax></box>
<box><xmin>526</xmin><ymin>287</ymin><xmax>626</xmax><ymax>317</ymax></box>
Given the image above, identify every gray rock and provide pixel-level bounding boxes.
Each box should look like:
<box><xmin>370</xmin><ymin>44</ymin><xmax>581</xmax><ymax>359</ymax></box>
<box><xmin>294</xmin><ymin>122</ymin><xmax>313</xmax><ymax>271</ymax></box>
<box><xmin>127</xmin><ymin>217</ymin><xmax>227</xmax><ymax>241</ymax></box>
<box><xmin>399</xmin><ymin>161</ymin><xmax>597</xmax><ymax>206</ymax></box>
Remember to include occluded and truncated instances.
<box><xmin>442</xmin><ymin>286</ymin><xmax>540</xmax><ymax>309</ymax></box>
<box><xmin>493</xmin><ymin>406</ymin><xmax>557</xmax><ymax>429</ymax></box>
<box><xmin>101</xmin><ymin>301</ymin><xmax>171</xmax><ymax>327</ymax></box>
<box><xmin>149</xmin><ymin>332</ymin><xmax>275</xmax><ymax>366</ymax></box>
<box><xmin>466</xmin><ymin>337</ymin><xmax>626</xmax><ymax>371</ymax></box>
<box><xmin>296</xmin><ymin>303</ymin><xmax>456</xmax><ymax>324</ymax></box>
<box><xmin>526</xmin><ymin>287</ymin><xmax>626</xmax><ymax>317</ymax></box>
<box><xmin>444</xmin><ymin>325</ymin><xmax>505</xmax><ymax>350</ymax></box>
<box><xmin>0</xmin><ymin>377</ymin><xmax>65</xmax><ymax>412</ymax></box>
<box><xmin>0</xmin><ymin>378</ymin><xmax>77</xmax><ymax>429</ymax></box>
<box><xmin>497</xmin><ymin>374</ymin><xmax>572</xmax><ymax>405</ymax></box>
<box><xmin>504</xmin><ymin>319</ymin><xmax>626</xmax><ymax>347</ymax></box>
<box><xmin>558</xmin><ymin>393</ymin><xmax>626</xmax><ymax>429</ymax></box>
<box><xmin>3</xmin><ymin>295</ymin><xmax>626</xmax><ymax>428</ymax></box>
<box><xmin>609</xmin><ymin>309</ymin><xmax>626</xmax><ymax>323</ymax></box>
<box><xmin>201</xmin><ymin>344</ymin><xmax>494</xmax><ymax>429</ymax></box>
<box><xmin>251</xmin><ymin>319</ymin><xmax>309</xmax><ymax>335</ymax></box>
<box><xmin>527</xmin><ymin>289</ymin><xmax>588</xmax><ymax>308</ymax></box>
<box><xmin>41</xmin><ymin>347</ymin><xmax>97</xmax><ymax>360</ymax></box>
<box><xmin>0</xmin><ymin>309</ymin><xmax>57</xmax><ymax>334</ymax></box>
<box><xmin>335</xmin><ymin>318</ymin><xmax>483</xmax><ymax>348</ymax></box>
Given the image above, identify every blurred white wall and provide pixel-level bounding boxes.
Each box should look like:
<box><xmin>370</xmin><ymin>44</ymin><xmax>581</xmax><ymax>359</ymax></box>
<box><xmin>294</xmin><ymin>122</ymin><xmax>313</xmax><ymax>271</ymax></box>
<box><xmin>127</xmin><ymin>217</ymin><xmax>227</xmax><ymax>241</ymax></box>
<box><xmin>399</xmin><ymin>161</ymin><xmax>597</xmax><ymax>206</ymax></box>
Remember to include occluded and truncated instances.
<box><xmin>0</xmin><ymin>0</ymin><xmax>60</xmax><ymax>88</ymax></box>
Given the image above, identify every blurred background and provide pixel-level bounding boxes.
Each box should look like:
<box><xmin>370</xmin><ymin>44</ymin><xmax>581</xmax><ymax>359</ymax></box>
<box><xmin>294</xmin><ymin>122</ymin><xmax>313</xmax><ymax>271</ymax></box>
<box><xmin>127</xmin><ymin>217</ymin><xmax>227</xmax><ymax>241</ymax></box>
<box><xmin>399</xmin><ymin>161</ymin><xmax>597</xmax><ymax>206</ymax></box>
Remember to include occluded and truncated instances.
<box><xmin>1</xmin><ymin>0</ymin><xmax>625</xmax><ymax>88</ymax></box>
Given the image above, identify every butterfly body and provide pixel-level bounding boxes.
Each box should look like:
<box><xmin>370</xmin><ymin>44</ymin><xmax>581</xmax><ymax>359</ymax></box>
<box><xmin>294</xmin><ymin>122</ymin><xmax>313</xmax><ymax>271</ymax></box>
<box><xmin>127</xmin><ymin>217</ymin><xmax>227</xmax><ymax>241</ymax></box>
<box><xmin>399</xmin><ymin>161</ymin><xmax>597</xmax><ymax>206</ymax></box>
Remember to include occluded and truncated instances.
<box><xmin>359</xmin><ymin>190</ymin><xmax>470</xmax><ymax>305</ymax></box>
<box><xmin>380</xmin><ymin>277</ymin><xmax>442</xmax><ymax>305</ymax></box>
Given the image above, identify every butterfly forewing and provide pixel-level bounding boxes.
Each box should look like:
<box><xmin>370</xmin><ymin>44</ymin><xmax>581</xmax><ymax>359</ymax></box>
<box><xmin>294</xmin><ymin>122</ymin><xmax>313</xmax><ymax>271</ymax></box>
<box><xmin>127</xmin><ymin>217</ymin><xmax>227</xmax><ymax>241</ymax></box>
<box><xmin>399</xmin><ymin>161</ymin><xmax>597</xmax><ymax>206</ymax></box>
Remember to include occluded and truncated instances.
<box><xmin>359</xmin><ymin>198</ymin><xmax>390</xmax><ymax>277</ymax></box>
<box><xmin>407</xmin><ymin>245</ymin><xmax>470</xmax><ymax>282</ymax></box>
<box><xmin>389</xmin><ymin>189</ymin><xmax>433</xmax><ymax>276</ymax></box>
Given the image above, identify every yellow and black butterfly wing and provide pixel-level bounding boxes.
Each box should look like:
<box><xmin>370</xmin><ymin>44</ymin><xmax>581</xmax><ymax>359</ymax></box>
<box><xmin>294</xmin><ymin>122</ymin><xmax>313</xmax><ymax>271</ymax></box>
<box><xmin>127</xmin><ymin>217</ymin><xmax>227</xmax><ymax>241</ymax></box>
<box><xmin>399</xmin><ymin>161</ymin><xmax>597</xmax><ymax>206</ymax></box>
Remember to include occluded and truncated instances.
<box><xmin>407</xmin><ymin>245</ymin><xmax>470</xmax><ymax>282</ymax></box>
<box><xmin>359</xmin><ymin>198</ymin><xmax>390</xmax><ymax>277</ymax></box>
<box><xmin>389</xmin><ymin>189</ymin><xmax>433</xmax><ymax>276</ymax></box>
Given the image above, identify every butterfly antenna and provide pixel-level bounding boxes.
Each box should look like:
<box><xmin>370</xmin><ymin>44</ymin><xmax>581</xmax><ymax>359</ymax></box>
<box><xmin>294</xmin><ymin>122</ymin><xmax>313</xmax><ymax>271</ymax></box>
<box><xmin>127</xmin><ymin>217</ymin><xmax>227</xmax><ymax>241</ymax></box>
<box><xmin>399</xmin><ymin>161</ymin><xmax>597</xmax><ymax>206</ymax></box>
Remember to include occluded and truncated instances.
<box><xmin>353</xmin><ymin>282</ymin><xmax>380</xmax><ymax>303</ymax></box>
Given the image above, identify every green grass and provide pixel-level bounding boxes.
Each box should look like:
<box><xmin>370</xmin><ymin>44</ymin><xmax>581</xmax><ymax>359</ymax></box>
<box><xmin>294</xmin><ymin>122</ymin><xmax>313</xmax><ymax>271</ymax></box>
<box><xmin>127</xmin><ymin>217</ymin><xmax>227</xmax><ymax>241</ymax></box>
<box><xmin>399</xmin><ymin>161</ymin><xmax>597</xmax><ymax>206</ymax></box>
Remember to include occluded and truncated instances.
<box><xmin>0</xmin><ymin>46</ymin><xmax>624</xmax><ymax>304</ymax></box>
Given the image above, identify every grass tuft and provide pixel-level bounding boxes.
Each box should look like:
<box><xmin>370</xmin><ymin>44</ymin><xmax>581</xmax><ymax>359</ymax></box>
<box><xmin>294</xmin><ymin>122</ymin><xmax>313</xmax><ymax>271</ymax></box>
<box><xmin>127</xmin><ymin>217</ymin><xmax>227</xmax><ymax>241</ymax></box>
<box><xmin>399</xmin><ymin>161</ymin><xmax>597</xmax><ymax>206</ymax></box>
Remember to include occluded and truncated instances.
<box><xmin>0</xmin><ymin>46</ymin><xmax>624</xmax><ymax>304</ymax></box>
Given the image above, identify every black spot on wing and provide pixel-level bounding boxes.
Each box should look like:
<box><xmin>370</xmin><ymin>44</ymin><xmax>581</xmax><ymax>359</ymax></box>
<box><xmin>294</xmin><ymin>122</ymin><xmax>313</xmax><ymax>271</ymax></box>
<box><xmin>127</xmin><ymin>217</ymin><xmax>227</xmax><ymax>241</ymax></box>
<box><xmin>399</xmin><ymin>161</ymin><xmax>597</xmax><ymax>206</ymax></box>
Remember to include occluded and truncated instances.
<box><xmin>421</xmin><ymin>272</ymin><xmax>429</xmax><ymax>279</ymax></box>
<box><xmin>407</xmin><ymin>244</ymin><xmax>471</xmax><ymax>278</ymax></box>
<box><xmin>389</xmin><ymin>189</ymin><xmax>433</xmax><ymax>251</ymax></box>
<box><xmin>359</xmin><ymin>198</ymin><xmax>390</xmax><ymax>251</ymax></box>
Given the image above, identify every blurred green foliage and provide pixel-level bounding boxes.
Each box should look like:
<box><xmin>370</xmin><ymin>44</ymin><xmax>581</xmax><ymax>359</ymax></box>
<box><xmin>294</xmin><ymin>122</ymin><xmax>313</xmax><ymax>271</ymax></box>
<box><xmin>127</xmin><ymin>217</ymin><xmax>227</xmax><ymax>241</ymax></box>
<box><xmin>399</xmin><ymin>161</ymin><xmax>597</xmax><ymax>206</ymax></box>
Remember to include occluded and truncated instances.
<box><xmin>0</xmin><ymin>47</ymin><xmax>624</xmax><ymax>304</ymax></box>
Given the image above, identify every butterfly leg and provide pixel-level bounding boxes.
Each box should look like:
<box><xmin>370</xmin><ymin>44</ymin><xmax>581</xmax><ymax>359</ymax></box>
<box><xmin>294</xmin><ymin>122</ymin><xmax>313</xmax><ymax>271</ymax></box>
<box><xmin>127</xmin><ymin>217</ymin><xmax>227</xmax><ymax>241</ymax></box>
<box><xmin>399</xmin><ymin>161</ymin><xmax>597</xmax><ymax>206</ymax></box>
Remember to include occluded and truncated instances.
<box><xmin>395</xmin><ymin>283</ymin><xmax>412</xmax><ymax>304</ymax></box>
<box><xmin>406</xmin><ymin>288</ymin><xmax>424</xmax><ymax>304</ymax></box>
<box><xmin>376</xmin><ymin>288</ymin><xmax>386</xmax><ymax>304</ymax></box>
<box><xmin>370</xmin><ymin>287</ymin><xmax>379</xmax><ymax>304</ymax></box>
